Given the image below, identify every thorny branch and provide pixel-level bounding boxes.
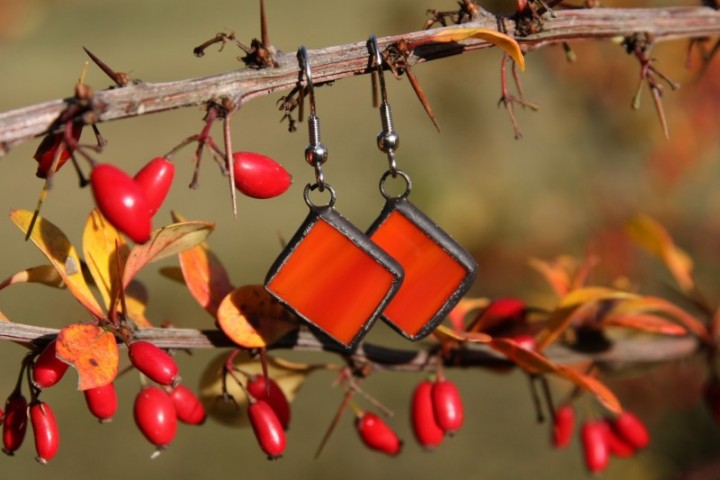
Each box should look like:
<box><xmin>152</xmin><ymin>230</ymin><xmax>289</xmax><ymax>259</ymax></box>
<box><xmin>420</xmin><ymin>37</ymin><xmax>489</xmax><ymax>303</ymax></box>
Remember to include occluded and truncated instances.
<box><xmin>1</xmin><ymin>6</ymin><xmax>720</xmax><ymax>156</ymax></box>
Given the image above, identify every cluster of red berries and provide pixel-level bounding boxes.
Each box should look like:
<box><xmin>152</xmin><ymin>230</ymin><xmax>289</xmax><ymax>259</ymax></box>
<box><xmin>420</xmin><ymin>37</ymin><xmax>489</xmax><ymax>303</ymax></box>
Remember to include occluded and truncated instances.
<box><xmin>352</xmin><ymin>377</ymin><xmax>465</xmax><ymax>456</ymax></box>
<box><xmin>552</xmin><ymin>404</ymin><xmax>650</xmax><ymax>473</ymax></box>
<box><xmin>245</xmin><ymin>374</ymin><xmax>291</xmax><ymax>459</ymax></box>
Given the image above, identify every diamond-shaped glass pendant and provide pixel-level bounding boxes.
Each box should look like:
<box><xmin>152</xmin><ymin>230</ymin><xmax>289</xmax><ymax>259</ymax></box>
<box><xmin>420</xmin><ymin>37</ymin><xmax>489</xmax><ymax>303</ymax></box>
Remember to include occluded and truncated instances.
<box><xmin>265</xmin><ymin>205</ymin><xmax>404</xmax><ymax>350</ymax></box>
<box><xmin>367</xmin><ymin>197</ymin><xmax>478</xmax><ymax>340</ymax></box>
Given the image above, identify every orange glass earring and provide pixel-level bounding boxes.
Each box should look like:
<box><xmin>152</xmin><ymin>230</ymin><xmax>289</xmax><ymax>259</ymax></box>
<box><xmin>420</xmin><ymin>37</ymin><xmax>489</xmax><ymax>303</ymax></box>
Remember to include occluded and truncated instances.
<box><xmin>365</xmin><ymin>35</ymin><xmax>478</xmax><ymax>341</ymax></box>
<box><xmin>265</xmin><ymin>46</ymin><xmax>404</xmax><ymax>350</ymax></box>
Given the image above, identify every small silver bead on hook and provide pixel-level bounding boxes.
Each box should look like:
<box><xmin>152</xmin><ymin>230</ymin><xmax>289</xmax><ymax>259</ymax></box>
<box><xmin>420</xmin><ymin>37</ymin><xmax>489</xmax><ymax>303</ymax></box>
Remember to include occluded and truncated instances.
<box><xmin>297</xmin><ymin>46</ymin><xmax>328</xmax><ymax>190</ymax></box>
<box><xmin>368</xmin><ymin>34</ymin><xmax>399</xmax><ymax>176</ymax></box>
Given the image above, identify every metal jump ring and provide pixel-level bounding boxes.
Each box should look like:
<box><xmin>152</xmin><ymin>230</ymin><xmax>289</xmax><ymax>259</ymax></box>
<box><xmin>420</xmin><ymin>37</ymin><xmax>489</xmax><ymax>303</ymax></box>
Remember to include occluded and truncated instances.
<box><xmin>379</xmin><ymin>169</ymin><xmax>411</xmax><ymax>200</ymax></box>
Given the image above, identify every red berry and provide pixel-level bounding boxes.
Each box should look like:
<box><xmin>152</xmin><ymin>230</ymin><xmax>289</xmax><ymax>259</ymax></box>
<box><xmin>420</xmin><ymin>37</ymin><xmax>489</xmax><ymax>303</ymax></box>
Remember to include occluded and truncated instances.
<box><xmin>581</xmin><ymin>420</ymin><xmax>609</xmax><ymax>474</ymax></box>
<box><xmin>133</xmin><ymin>386</ymin><xmax>177</xmax><ymax>449</ymax></box>
<box><xmin>232</xmin><ymin>152</ymin><xmax>292</xmax><ymax>199</ymax></box>
<box><xmin>32</xmin><ymin>341</ymin><xmax>69</xmax><ymax>389</ymax></box>
<box><xmin>2</xmin><ymin>393</ymin><xmax>27</xmax><ymax>455</ymax></box>
<box><xmin>610</xmin><ymin>411</ymin><xmax>649</xmax><ymax>449</ymax></box>
<box><xmin>411</xmin><ymin>380</ymin><xmax>444</xmax><ymax>450</ymax></box>
<box><xmin>552</xmin><ymin>404</ymin><xmax>575</xmax><ymax>449</ymax></box>
<box><xmin>356</xmin><ymin>412</ymin><xmax>403</xmax><ymax>456</ymax></box>
<box><xmin>90</xmin><ymin>163</ymin><xmax>152</xmax><ymax>243</ymax></box>
<box><xmin>598</xmin><ymin>419</ymin><xmax>635</xmax><ymax>458</ymax></box>
<box><xmin>134</xmin><ymin>157</ymin><xmax>175</xmax><ymax>216</ymax></box>
<box><xmin>169</xmin><ymin>385</ymin><xmax>206</xmax><ymax>425</ymax></box>
<box><xmin>30</xmin><ymin>402</ymin><xmax>59</xmax><ymax>464</ymax></box>
<box><xmin>83</xmin><ymin>382</ymin><xmax>118</xmax><ymax>422</ymax></box>
<box><xmin>470</xmin><ymin>297</ymin><xmax>526</xmax><ymax>334</ymax></box>
<box><xmin>431</xmin><ymin>379</ymin><xmax>464</xmax><ymax>435</ymax></box>
<box><xmin>128</xmin><ymin>340</ymin><xmax>180</xmax><ymax>386</ymax></box>
<box><xmin>248</xmin><ymin>400</ymin><xmax>286</xmax><ymax>459</ymax></box>
<box><xmin>34</xmin><ymin>124</ymin><xmax>82</xmax><ymax>178</ymax></box>
<box><xmin>247</xmin><ymin>375</ymin><xmax>290</xmax><ymax>430</ymax></box>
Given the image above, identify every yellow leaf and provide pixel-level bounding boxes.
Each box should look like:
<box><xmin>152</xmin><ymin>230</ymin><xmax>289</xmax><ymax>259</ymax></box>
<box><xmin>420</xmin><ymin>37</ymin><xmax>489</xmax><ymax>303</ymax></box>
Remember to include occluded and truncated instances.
<box><xmin>125</xmin><ymin>280</ymin><xmax>153</xmax><ymax>328</ymax></box>
<box><xmin>82</xmin><ymin>209</ymin><xmax>129</xmax><ymax>308</ymax></box>
<box><xmin>559</xmin><ymin>287</ymin><xmax>637</xmax><ymax>309</ymax></box>
<box><xmin>216</xmin><ymin>285</ymin><xmax>298</xmax><ymax>349</ymax></box>
<box><xmin>0</xmin><ymin>265</ymin><xmax>64</xmax><ymax>291</ymax></box>
<box><xmin>433</xmin><ymin>324</ymin><xmax>492</xmax><ymax>344</ymax></box>
<box><xmin>420</xmin><ymin>28</ymin><xmax>525</xmax><ymax>70</ymax></box>
<box><xmin>56</xmin><ymin>324</ymin><xmax>119</xmax><ymax>390</ymax></box>
<box><xmin>10</xmin><ymin>210</ymin><xmax>103</xmax><ymax>319</ymax></box>
<box><xmin>199</xmin><ymin>351</ymin><xmax>319</xmax><ymax>428</ymax></box>
<box><xmin>626</xmin><ymin>214</ymin><xmax>694</xmax><ymax>291</ymax></box>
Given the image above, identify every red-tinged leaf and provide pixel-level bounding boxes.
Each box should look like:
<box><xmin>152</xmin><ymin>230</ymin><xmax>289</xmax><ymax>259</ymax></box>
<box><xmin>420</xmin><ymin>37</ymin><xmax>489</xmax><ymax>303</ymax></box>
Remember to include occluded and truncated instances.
<box><xmin>626</xmin><ymin>214</ymin><xmax>694</xmax><ymax>292</ymax></box>
<box><xmin>122</xmin><ymin>221</ymin><xmax>214</xmax><ymax>288</ymax></box>
<box><xmin>411</xmin><ymin>28</ymin><xmax>525</xmax><ymax>71</ymax></box>
<box><xmin>216</xmin><ymin>285</ymin><xmax>298</xmax><ymax>349</ymax></box>
<box><xmin>608</xmin><ymin>296</ymin><xmax>708</xmax><ymax>340</ymax></box>
<box><xmin>555</xmin><ymin>366</ymin><xmax>622</xmax><ymax>415</ymax></box>
<box><xmin>55</xmin><ymin>324</ymin><xmax>119</xmax><ymax>390</ymax></box>
<box><xmin>601</xmin><ymin>312</ymin><xmax>688</xmax><ymax>336</ymax></box>
<box><xmin>125</xmin><ymin>280</ymin><xmax>153</xmax><ymax>328</ymax></box>
<box><xmin>528</xmin><ymin>257</ymin><xmax>571</xmax><ymax>297</ymax></box>
<box><xmin>433</xmin><ymin>324</ymin><xmax>492</xmax><ymax>344</ymax></box>
<box><xmin>0</xmin><ymin>265</ymin><xmax>64</xmax><ymax>291</ymax></box>
<box><xmin>178</xmin><ymin>239</ymin><xmax>234</xmax><ymax>317</ymax></box>
<box><xmin>490</xmin><ymin>338</ymin><xmax>558</xmax><ymax>375</ymax></box>
<box><xmin>10</xmin><ymin>210</ymin><xmax>103</xmax><ymax>319</ymax></box>
<box><xmin>446</xmin><ymin>297</ymin><xmax>490</xmax><ymax>332</ymax></box>
<box><xmin>82</xmin><ymin>209</ymin><xmax>130</xmax><ymax>308</ymax></box>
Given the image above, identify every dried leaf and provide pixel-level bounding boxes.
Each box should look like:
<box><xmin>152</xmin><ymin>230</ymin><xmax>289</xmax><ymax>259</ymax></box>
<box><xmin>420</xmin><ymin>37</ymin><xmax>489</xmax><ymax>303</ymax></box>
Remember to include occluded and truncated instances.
<box><xmin>0</xmin><ymin>265</ymin><xmax>64</xmax><ymax>291</ymax></box>
<box><xmin>122</xmin><ymin>221</ymin><xmax>214</xmax><ymax>288</ymax></box>
<box><xmin>55</xmin><ymin>324</ymin><xmax>119</xmax><ymax>390</ymax></box>
<box><xmin>413</xmin><ymin>28</ymin><xmax>525</xmax><ymax>71</ymax></box>
<box><xmin>198</xmin><ymin>350</ymin><xmax>318</xmax><ymax>427</ymax></box>
<box><xmin>626</xmin><ymin>214</ymin><xmax>694</xmax><ymax>291</ymax></box>
<box><xmin>555</xmin><ymin>366</ymin><xmax>622</xmax><ymax>415</ymax></box>
<box><xmin>10</xmin><ymin>210</ymin><xmax>103</xmax><ymax>319</ymax></box>
<box><xmin>82</xmin><ymin>209</ymin><xmax>129</xmax><ymax>308</ymax></box>
<box><xmin>216</xmin><ymin>285</ymin><xmax>298</xmax><ymax>348</ymax></box>
<box><xmin>178</xmin><ymin>239</ymin><xmax>234</xmax><ymax>317</ymax></box>
<box><xmin>125</xmin><ymin>280</ymin><xmax>153</xmax><ymax>328</ymax></box>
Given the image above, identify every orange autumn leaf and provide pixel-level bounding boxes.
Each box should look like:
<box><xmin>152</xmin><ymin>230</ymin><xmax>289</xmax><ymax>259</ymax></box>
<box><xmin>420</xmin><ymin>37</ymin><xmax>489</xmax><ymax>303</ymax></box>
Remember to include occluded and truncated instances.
<box><xmin>413</xmin><ymin>28</ymin><xmax>525</xmax><ymax>71</ymax></box>
<box><xmin>601</xmin><ymin>312</ymin><xmax>688</xmax><ymax>336</ymax></box>
<box><xmin>608</xmin><ymin>296</ymin><xmax>708</xmax><ymax>341</ymax></box>
<box><xmin>555</xmin><ymin>366</ymin><xmax>622</xmax><ymax>415</ymax></box>
<box><xmin>178</xmin><ymin>239</ymin><xmax>234</xmax><ymax>317</ymax></box>
<box><xmin>0</xmin><ymin>310</ymin><xmax>9</xmax><ymax>322</ymax></box>
<box><xmin>55</xmin><ymin>324</ymin><xmax>119</xmax><ymax>390</ymax></box>
<box><xmin>434</xmin><ymin>324</ymin><xmax>492</xmax><ymax>344</ymax></box>
<box><xmin>490</xmin><ymin>338</ymin><xmax>558</xmax><ymax>375</ymax></box>
<box><xmin>217</xmin><ymin>285</ymin><xmax>298</xmax><ymax>349</ymax></box>
<box><xmin>446</xmin><ymin>297</ymin><xmax>490</xmax><ymax>332</ymax></box>
<box><xmin>10</xmin><ymin>210</ymin><xmax>103</xmax><ymax>319</ymax></box>
<box><xmin>82</xmin><ymin>209</ymin><xmax>129</xmax><ymax>309</ymax></box>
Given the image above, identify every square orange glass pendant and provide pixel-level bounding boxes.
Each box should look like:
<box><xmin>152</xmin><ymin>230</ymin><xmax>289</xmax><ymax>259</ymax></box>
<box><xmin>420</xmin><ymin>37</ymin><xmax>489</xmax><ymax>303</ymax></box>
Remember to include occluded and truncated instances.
<box><xmin>265</xmin><ymin>205</ymin><xmax>404</xmax><ymax>350</ymax></box>
<box><xmin>367</xmin><ymin>198</ymin><xmax>478</xmax><ymax>340</ymax></box>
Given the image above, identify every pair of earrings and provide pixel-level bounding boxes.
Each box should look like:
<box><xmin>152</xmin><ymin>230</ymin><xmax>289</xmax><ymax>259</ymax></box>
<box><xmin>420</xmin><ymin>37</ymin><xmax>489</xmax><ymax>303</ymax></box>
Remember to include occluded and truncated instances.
<box><xmin>265</xmin><ymin>37</ymin><xmax>477</xmax><ymax>350</ymax></box>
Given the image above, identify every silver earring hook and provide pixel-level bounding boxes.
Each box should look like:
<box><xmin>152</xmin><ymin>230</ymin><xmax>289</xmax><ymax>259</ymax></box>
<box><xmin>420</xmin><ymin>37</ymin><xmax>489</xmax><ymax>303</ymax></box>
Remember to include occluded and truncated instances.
<box><xmin>297</xmin><ymin>46</ymin><xmax>328</xmax><ymax>190</ymax></box>
<box><xmin>367</xmin><ymin>35</ymin><xmax>399</xmax><ymax>175</ymax></box>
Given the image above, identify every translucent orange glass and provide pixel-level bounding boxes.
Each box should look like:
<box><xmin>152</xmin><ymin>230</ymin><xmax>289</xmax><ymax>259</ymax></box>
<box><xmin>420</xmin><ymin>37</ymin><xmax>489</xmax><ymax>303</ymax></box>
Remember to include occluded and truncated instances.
<box><xmin>266</xmin><ymin>217</ymin><xmax>400</xmax><ymax>347</ymax></box>
<box><xmin>368</xmin><ymin>199</ymin><xmax>477</xmax><ymax>339</ymax></box>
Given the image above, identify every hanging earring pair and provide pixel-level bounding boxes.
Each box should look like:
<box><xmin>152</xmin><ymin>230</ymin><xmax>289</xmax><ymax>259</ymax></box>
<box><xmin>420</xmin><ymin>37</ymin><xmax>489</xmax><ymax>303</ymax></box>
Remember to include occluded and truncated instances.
<box><xmin>265</xmin><ymin>42</ymin><xmax>477</xmax><ymax>350</ymax></box>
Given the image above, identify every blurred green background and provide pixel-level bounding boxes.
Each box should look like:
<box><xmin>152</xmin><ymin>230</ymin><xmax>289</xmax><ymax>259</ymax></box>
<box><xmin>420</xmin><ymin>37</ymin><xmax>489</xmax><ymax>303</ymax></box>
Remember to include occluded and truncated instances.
<box><xmin>1</xmin><ymin>0</ymin><xmax>720</xmax><ymax>478</ymax></box>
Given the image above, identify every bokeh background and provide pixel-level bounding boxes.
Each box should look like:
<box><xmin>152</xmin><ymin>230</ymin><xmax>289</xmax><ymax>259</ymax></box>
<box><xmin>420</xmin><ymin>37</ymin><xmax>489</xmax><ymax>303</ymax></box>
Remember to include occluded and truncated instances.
<box><xmin>1</xmin><ymin>0</ymin><xmax>720</xmax><ymax>478</ymax></box>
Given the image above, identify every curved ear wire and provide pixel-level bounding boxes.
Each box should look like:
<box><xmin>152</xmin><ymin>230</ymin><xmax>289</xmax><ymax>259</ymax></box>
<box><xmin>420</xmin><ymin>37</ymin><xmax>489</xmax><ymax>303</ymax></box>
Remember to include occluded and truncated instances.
<box><xmin>297</xmin><ymin>46</ymin><xmax>328</xmax><ymax>189</ymax></box>
<box><xmin>367</xmin><ymin>35</ymin><xmax>399</xmax><ymax>175</ymax></box>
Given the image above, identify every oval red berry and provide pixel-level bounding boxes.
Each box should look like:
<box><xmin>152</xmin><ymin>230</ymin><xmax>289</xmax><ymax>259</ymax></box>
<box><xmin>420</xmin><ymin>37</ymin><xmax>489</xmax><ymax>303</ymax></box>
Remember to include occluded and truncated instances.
<box><xmin>134</xmin><ymin>157</ymin><xmax>175</xmax><ymax>216</ymax></box>
<box><xmin>32</xmin><ymin>341</ymin><xmax>70</xmax><ymax>389</ymax></box>
<box><xmin>133</xmin><ymin>386</ymin><xmax>177</xmax><ymax>448</ymax></box>
<box><xmin>2</xmin><ymin>393</ymin><xmax>28</xmax><ymax>455</ymax></box>
<box><xmin>248</xmin><ymin>400</ymin><xmax>286</xmax><ymax>459</ymax></box>
<box><xmin>581</xmin><ymin>420</ymin><xmax>609</xmax><ymax>474</ymax></box>
<box><xmin>431</xmin><ymin>379</ymin><xmax>464</xmax><ymax>435</ymax></box>
<box><xmin>411</xmin><ymin>380</ymin><xmax>444</xmax><ymax>449</ymax></box>
<box><xmin>356</xmin><ymin>412</ymin><xmax>402</xmax><ymax>456</ymax></box>
<box><xmin>247</xmin><ymin>375</ymin><xmax>290</xmax><ymax>430</ymax></box>
<box><xmin>90</xmin><ymin>163</ymin><xmax>152</xmax><ymax>243</ymax></box>
<box><xmin>232</xmin><ymin>152</ymin><xmax>292</xmax><ymax>199</ymax></box>
<box><xmin>169</xmin><ymin>384</ymin><xmax>206</xmax><ymax>425</ymax></box>
<box><xmin>599</xmin><ymin>419</ymin><xmax>635</xmax><ymax>458</ymax></box>
<box><xmin>552</xmin><ymin>404</ymin><xmax>575</xmax><ymax>449</ymax></box>
<box><xmin>128</xmin><ymin>340</ymin><xmax>180</xmax><ymax>386</ymax></box>
<box><xmin>30</xmin><ymin>402</ymin><xmax>59</xmax><ymax>464</ymax></box>
<box><xmin>611</xmin><ymin>411</ymin><xmax>649</xmax><ymax>449</ymax></box>
<box><xmin>83</xmin><ymin>382</ymin><xmax>118</xmax><ymax>422</ymax></box>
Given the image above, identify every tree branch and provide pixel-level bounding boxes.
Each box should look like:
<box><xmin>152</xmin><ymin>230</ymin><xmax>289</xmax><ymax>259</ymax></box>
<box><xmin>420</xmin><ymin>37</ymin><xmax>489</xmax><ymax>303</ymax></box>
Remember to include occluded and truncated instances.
<box><xmin>0</xmin><ymin>6</ymin><xmax>719</xmax><ymax>157</ymax></box>
<box><xmin>0</xmin><ymin>321</ymin><xmax>699</xmax><ymax>372</ymax></box>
